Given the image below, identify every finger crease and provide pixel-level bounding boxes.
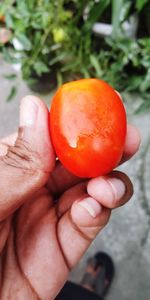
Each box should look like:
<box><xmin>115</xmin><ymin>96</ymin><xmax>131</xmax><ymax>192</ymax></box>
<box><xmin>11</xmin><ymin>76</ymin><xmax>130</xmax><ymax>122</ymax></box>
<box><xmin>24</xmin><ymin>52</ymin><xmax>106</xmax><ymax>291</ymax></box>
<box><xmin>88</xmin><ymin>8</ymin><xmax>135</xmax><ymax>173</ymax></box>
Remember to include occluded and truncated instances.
<box><xmin>55</xmin><ymin>222</ymin><xmax>71</xmax><ymax>272</ymax></box>
<box><xmin>68</xmin><ymin>211</ymin><xmax>92</xmax><ymax>243</ymax></box>
<box><xmin>11</xmin><ymin>221</ymin><xmax>42</xmax><ymax>300</ymax></box>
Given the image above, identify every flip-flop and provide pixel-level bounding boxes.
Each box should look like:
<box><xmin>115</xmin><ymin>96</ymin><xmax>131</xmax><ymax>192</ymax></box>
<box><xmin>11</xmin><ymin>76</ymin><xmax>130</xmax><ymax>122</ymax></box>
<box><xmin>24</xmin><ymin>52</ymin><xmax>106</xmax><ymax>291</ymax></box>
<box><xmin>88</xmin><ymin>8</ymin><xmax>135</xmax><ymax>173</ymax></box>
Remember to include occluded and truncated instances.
<box><xmin>81</xmin><ymin>252</ymin><xmax>115</xmax><ymax>298</ymax></box>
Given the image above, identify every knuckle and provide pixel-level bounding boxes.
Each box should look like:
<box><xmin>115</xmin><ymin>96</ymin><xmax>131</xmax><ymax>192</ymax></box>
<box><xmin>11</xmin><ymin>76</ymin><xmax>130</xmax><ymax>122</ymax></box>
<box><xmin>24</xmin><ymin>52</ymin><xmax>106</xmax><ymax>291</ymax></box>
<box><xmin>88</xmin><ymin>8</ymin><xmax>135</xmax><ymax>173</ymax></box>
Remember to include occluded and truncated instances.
<box><xmin>69</xmin><ymin>207</ymin><xmax>111</xmax><ymax>241</ymax></box>
<box><xmin>1</xmin><ymin>137</ymin><xmax>41</xmax><ymax>174</ymax></box>
<box><xmin>68</xmin><ymin>211</ymin><xmax>92</xmax><ymax>241</ymax></box>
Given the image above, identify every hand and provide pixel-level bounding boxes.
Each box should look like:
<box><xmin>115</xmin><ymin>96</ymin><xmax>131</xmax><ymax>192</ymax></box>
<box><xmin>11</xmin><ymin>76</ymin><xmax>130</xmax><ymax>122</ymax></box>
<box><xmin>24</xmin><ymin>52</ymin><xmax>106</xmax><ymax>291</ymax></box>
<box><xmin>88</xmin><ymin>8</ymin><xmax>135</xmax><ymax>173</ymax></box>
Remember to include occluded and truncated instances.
<box><xmin>0</xmin><ymin>96</ymin><xmax>140</xmax><ymax>300</ymax></box>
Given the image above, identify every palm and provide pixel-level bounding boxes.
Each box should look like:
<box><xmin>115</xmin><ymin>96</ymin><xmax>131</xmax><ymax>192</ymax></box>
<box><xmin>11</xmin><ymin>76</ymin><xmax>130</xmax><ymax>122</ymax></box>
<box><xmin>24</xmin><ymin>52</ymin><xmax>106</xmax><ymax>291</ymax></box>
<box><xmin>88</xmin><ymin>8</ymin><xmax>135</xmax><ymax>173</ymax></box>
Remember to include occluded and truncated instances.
<box><xmin>13</xmin><ymin>186</ymin><xmax>69</xmax><ymax>300</ymax></box>
<box><xmin>1</xmin><ymin>158</ymin><xmax>96</xmax><ymax>300</ymax></box>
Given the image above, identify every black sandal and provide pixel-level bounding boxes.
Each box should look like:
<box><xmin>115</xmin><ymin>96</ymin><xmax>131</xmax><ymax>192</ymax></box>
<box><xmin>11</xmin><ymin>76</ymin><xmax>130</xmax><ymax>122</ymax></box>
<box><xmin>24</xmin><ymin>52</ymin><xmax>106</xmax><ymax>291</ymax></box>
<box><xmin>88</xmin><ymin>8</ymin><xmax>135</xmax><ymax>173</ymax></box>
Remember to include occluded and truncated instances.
<box><xmin>81</xmin><ymin>252</ymin><xmax>115</xmax><ymax>298</ymax></box>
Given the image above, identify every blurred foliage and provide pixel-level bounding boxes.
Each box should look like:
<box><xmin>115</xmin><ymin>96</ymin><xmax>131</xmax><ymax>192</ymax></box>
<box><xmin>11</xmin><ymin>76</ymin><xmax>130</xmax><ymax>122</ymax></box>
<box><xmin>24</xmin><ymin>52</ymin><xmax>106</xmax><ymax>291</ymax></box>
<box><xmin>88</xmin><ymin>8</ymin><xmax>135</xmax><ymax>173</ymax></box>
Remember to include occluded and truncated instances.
<box><xmin>0</xmin><ymin>0</ymin><xmax>150</xmax><ymax>110</ymax></box>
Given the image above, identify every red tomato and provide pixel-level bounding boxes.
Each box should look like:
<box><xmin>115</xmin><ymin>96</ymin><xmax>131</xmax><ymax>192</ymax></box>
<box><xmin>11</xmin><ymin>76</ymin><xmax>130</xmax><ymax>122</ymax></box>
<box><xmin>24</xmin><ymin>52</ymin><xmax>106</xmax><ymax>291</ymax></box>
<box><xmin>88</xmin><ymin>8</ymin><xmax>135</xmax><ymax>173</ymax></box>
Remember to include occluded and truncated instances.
<box><xmin>50</xmin><ymin>78</ymin><xmax>127</xmax><ymax>178</ymax></box>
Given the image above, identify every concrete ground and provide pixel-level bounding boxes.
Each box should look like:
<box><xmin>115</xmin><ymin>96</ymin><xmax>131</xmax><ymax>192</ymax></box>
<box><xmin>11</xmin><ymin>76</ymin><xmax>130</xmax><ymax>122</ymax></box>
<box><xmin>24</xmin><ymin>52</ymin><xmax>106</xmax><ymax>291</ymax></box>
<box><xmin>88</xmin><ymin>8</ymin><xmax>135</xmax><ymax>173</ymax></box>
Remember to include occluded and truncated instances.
<box><xmin>0</xmin><ymin>57</ymin><xmax>150</xmax><ymax>300</ymax></box>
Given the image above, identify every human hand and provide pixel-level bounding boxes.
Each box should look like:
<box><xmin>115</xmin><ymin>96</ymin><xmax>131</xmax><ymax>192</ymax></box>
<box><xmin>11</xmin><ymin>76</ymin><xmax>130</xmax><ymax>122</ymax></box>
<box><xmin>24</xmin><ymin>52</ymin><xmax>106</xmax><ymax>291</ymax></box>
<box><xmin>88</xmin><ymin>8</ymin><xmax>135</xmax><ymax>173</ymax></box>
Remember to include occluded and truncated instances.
<box><xmin>0</xmin><ymin>96</ymin><xmax>140</xmax><ymax>300</ymax></box>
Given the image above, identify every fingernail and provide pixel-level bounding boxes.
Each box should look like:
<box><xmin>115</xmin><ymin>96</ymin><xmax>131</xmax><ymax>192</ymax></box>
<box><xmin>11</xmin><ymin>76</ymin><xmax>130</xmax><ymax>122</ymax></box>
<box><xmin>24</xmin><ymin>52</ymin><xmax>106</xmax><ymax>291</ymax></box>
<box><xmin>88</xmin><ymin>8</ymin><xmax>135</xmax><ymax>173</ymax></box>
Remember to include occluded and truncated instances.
<box><xmin>87</xmin><ymin>176</ymin><xmax>126</xmax><ymax>207</ymax></box>
<box><xmin>79</xmin><ymin>197</ymin><xmax>102</xmax><ymax>218</ymax></box>
<box><xmin>107</xmin><ymin>177</ymin><xmax>126</xmax><ymax>200</ymax></box>
<box><xmin>20</xmin><ymin>96</ymin><xmax>38</xmax><ymax>127</ymax></box>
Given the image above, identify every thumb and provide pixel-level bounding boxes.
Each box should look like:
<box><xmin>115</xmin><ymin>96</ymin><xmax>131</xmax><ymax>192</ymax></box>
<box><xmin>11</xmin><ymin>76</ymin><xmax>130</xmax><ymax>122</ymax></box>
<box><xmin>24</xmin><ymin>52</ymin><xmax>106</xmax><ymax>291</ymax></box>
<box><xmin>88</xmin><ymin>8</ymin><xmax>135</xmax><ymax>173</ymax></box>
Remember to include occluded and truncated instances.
<box><xmin>0</xmin><ymin>95</ymin><xmax>55</xmax><ymax>221</ymax></box>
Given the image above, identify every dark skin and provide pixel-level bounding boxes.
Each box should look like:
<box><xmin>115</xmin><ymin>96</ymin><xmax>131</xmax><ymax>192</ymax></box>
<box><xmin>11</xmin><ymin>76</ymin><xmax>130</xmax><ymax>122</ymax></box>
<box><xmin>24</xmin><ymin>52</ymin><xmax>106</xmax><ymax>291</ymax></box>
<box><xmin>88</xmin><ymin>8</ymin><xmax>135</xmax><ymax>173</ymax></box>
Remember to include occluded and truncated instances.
<box><xmin>0</xmin><ymin>96</ymin><xmax>140</xmax><ymax>300</ymax></box>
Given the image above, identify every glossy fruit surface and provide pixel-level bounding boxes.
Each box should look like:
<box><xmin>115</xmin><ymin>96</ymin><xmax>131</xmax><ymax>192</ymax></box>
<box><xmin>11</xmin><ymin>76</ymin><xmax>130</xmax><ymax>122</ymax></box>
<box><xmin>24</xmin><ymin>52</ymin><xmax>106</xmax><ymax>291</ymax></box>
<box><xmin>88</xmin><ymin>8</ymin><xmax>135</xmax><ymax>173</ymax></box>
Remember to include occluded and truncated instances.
<box><xmin>50</xmin><ymin>78</ymin><xmax>126</xmax><ymax>178</ymax></box>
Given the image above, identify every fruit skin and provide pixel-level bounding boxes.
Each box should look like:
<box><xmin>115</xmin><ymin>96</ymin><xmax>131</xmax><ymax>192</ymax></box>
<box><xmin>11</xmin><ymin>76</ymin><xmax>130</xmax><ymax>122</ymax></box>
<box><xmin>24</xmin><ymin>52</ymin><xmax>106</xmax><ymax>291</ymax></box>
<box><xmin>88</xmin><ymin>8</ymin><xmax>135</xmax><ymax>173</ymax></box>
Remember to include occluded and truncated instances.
<box><xmin>50</xmin><ymin>78</ymin><xmax>127</xmax><ymax>178</ymax></box>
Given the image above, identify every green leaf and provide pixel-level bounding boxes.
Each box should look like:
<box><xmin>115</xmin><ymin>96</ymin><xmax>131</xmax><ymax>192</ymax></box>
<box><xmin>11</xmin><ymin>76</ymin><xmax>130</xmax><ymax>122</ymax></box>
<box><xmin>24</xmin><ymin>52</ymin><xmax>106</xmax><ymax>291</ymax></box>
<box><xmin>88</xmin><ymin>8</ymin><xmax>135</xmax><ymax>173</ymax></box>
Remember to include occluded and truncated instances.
<box><xmin>136</xmin><ymin>0</ymin><xmax>149</xmax><ymax>11</ymax></box>
<box><xmin>0</xmin><ymin>6</ymin><xmax>5</xmax><ymax>17</ymax></box>
<box><xmin>135</xmin><ymin>98</ymin><xmax>150</xmax><ymax>113</ymax></box>
<box><xmin>81</xmin><ymin>67</ymin><xmax>90</xmax><ymax>78</ymax></box>
<box><xmin>3</xmin><ymin>73</ymin><xmax>17</xmax><ymax>80</ymax></box>
<box><xmin>120</xmin><ymin>1</ymin><xmax>132</xmax><ymax>23</ymax></box>
<box><xmin>34</xmin><ymin>61</ymin><xmax>49</xmax><ymax>76</ymax></box>
<box><xmin>61</xmin><ymin>60</ymin><xmax>79</xmax><ymax>72</ymax></box>
<box><xmin>56</xmin><ymin>71</ymin><xmax>63</xmax><ymax>87</ymax></box>
<box><xmin>140</xmin><ymin>70</ymin><xmax>150</xmax><ymax>92</ymax></box>
<box><xmin>16</xmin><ymin>0</ymin><xmax>30</xmax><ymax>18</ymax></box>
<box><xmin>2</xmin><ymin>47</ymin><xmax>12</xmax><ymax>63</ymax></box>
<box><xmin>49</xmin><ymin>53</ymin><xmax>67</xmax><ymax>66</ymax></box>
<box><xmin>6</xmin><ymin>85</ymin><xmax>17</xmax><ymax>102</ymax></box>
<box><xmin>13</xmin><ymin>19</ymin><xmax>27</xmax><ymax>32</ymax></box>
<box><xmin>125</xmin><ymin>75</ymin><xmax>144</xmax><ymax>92</ymax></box>
<box><xmin>26</xmin><ymin>78</ymin><xmax>38</xmax><ymax>85</ymax></box>
<box><xmin>83</xmin><ymin>0</ymin><xmax>110</xmax><ymax>32</ymax></box>
<box><xmin>90</xmin><ymin>54</ymin><xmax>103</xmax><ymax>77</ymax></box>
<box><xmin>112</xmin><ymin>0</ymin><xmax>124</xmax><ymax>38</ymax></box>
<box><xmin>2</xmin><ymin>47</ymin><xmax>20</xmax><ymax>64</ymax></box>
<box><xmin>5</xmin><ymin>13</ymin><xmax>14</xmax><ymax>28</ymax></box>
<box><xmin>31</xmin><ymin>12</ymin><xmax>43</xmax><ymax>29</ymax></box>
<box><xmin>16</xmin><ymin>33</ymin><xmax>32</xmax><ymax>51</ymax></box>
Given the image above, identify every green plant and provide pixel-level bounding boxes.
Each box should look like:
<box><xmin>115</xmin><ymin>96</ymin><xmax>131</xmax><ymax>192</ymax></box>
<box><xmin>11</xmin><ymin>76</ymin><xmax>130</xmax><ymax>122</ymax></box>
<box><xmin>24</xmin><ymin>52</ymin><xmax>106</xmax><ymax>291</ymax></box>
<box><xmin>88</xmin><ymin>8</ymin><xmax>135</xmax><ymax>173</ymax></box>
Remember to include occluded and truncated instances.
<box><xmin>0</xmin><ymin>0</ymin><xmax>110</xmax><ymax>83</ymax></box>
<box><xmin>136</xmin><ymin>0</ymin><xmax>149</xmax><ymax>11</ymax></box>
<box><xmin>0</xmin><ymin>0</ymin><xmax>150</xmax><ymax>111</ymax></box>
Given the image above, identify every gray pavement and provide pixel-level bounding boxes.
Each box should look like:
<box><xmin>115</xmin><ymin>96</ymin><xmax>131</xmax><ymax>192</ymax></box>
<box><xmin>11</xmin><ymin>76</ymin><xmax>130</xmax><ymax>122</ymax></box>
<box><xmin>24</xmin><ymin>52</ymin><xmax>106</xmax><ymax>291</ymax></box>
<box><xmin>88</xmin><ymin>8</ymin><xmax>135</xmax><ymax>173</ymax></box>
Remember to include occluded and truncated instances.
<box><xmin>0</xmin><ymin>57</ymin><xmax>150</xmax><ymax>300</ymax></box>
